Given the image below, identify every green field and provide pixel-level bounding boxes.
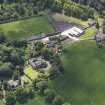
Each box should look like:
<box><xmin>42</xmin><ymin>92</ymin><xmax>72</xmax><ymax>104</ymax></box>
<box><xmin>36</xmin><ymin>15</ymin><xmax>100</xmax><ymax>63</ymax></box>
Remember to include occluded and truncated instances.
<box><xmin>54</xmin><ymin>40</ymin><xmax>105</xmax><ymax>105</ymax></box>
<box><xmin>0</xmin><ymin>16</ymin><xmax>54</xmax><ymax>39</ymax></box>
<box><xmin>80</xmin><ymin>27</ymin><xmax>97</xmax><ymax>39</ymax></box>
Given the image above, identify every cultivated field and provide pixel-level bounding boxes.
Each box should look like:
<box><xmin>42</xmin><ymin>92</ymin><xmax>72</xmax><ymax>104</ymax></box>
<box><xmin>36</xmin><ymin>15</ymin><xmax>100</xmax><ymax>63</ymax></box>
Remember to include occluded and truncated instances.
<box><xmin>54</xmin><ymin>40</ymin><xmax>105</xmax><ymax>105</ymax></box>
<box><xmin>0</xmin><ymin>16</ymin><xmax>54</xmax><ymax>39</ymax></box>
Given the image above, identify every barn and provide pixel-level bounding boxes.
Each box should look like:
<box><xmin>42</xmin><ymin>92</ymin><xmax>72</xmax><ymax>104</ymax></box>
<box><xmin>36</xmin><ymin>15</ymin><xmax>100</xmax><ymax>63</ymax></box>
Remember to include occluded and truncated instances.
<box><xmin>61</xmin><ymin>27</ymin><xmax>84</xmax><ymax>37</ymax></box>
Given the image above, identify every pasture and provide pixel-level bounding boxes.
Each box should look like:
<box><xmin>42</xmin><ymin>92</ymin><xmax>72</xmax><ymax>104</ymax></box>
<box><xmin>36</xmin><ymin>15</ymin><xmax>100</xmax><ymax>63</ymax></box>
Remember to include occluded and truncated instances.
<box><xmin>0</xmin><ymin>16</ymin><xmax>54</xmax><ymax>39</ymax></box>
<box><xmin>54</xmin><ymin>40</ymin><xmax>105</xmax><ymax>105</ymax></box>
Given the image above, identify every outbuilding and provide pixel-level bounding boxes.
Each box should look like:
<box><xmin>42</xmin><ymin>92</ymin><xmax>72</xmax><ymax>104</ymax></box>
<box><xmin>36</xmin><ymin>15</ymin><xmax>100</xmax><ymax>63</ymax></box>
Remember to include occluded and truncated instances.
<box><xmin>61</xmin><ymin>27</ymin><xmax>84</xmax><ymax>37</ymax></box>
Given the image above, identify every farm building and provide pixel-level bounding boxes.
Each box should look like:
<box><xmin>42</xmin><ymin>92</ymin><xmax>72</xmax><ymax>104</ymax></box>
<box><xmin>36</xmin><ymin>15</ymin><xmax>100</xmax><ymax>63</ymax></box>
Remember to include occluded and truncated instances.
<box><xmin>61</xmin><ymin>27</ymin><xmax>84</xmax><ymax>37</ymax></box>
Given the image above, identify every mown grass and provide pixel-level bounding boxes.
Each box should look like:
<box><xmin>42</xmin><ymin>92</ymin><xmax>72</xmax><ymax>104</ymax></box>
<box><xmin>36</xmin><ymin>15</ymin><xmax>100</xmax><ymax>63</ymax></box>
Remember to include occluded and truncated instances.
<box><xmin>22</xmin><ymin>65</ymin><xmax>38</xmax><ymax>83</ymax></box>
<box><xmin>0</xmin><ymin>16</ymin><xmax>54</xmax><ymax>40</ymax></box>
<box><xmin>54</xmin><ymin>40</ymin><xmax>105</xmax><ymax>105</ymax></box>
<box><xmin>80</xmin><ymin>27</ymin><xmax>97</xmax><ymax>39</ymax></box>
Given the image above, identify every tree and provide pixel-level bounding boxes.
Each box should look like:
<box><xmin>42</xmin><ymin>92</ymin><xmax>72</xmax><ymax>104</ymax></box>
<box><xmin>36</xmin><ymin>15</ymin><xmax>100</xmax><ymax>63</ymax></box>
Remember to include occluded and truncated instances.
<box><xmin>41</xmin><ymin>48</ymin><xmax>53</xmax><ymax>60</ymax></box>
<box><xmin>33</xmin><ymin>7</ymin><xmax>38</xmax><ymax>15</ymax></box>
<box><xmin>0</xmin><ymin>35</ymin><xmax>6</xmax><ymax>44</ymax></box>
<box><xmin>44</xmin><ymin>89</ymin><xmax>56</xmax><ymax>103</ymax></box>
<box><xmin>16</xmin><ymin>87</ymin><xmax>35</xmax><ymax>104</ymax></box>
<box><xmin>103</xmin><ymin>20</ymin><xmax>105</xmax><ymax>26</ymax></box>
<box><xmin>103</xmin><ymin>26</ymin><xmax>105</xmax><ymax>34</ymax></box>
<box><xmin>0</xmin><ymin>62</ymin><xmax>14</xmax><ymax>80</ymax></box>
<box><xmin>96</xmin><ymin>21</ymin><xmax>99</xmax><ymax>29</ymax></box>
<box><xmin>10</xmin><ymin>49</ymin><xmax>24</xmax><ymax>66</ymax></box>
<box><xmin>16</xmin><ymin>88</ymin><xmax>28</xmax><ymax>104</ymax></box>
<box><xmin>53</xmin><ymin>95</ymin><xmax>65</xmax><ymax>105</ymax></box>
<box><xmin>6</xmin><ymin>95</ymin><xmax>16</xmax><ymax>105</ymax></box>
<box><xmin>34</xmin><ymin>41</ymin><xmax>44</xmax><ymax>51</ymax></box>
<box><xmin>36</xmin><ymin>81</ymin><xmax>48</xmax><ymax>95</ymax></box>
<box><xmin>62</xmin><ymin>103</ymin><xmax>71</xmax><ymax>105</ymax></box>
<box><xmin>11</xmin><ymin>40</ymin><xmax>27</xmax><ymax>48</ymax></box>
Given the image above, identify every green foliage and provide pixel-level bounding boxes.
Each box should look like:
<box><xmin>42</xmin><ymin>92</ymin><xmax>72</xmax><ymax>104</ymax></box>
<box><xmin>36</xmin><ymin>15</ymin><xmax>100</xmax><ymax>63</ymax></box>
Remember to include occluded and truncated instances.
<box><xmin>36</xmin><ymin>81</ymin><xmax>48</xmax><ymax>95</ymax></box>
<box><xmin>103</xmin><ymin>25</ymin><xmax>105</xmax><ymax>34</ymax></box>
<box><xmin>62</xmin><ymin>103</ymin><xmax>70</xmax><ymax>105</ymax></box>
<box><xmin>16</xmin><ymin>87</ymin><xmax>34</xmax><ymax>104</ymax></box>
<box><xmin>44</xmin><ymin>89</ymin><xmax>56</xmax><ymax>103</ymax></box>
<box><xmin>6</xmin><ymin>95</ymin><xmax>16</xmax><ymax>105</ymax></box>
<box><xmin>0</xmin><ymin>34</ymin><xmax>6</xmax><ymax>43</ymax></box>
<box><xmin>0</xmin><ymin>0</ymin><xmax>96</xmax><ymax>23</ymax></box>
<box><xmin>71</xmin><ymin>0</ymin><xmax>105</xmax><ymax>17</ymax></box>
<box><xmin>96</xmin><ymin>21</ymin><xmax>99</xmax><ymax>29</ymax></box>
<box><xmin>64</xmin><ymin>1</ymin><xmax>94</xmax><ymax>20</ymax></box>
<box><xmin>41</xmin><ymin>48</ymin><xmax>53</xmax><ymax>60</ymax></box>
<box><xmin>0</xmin><ymin>38</ymin><xmax>25</xmax><ymax>80</ymax></box>
<box><xmin>11</xmin><ymin>40</ymin><xmax>27</xmax><ymax>48</ymax></box>
<box><xmin>103</xmin><ymin>19</ymin><xmax>105</xmax><ymax>34</ymax></box>
<box><xmin>53</xmin><ymin>95</ymin><xmax>65</xmax><ymax>105</ymax></box>
<box><xmin>0</xmin><ymin>62</ymin><xmax>14</xmax><ymax>80</ymax></box>
<box><xmin>10</xmin><ymin>49</ymin><xmax>24</xmax><ymax>66</ymax></box>
<box><xmin>34</xmin><ymin>42</ymin><xmax>44</xmax><ymax>51</ymax></box>
<box><xmin>6</xmin><ymin>92</ymin><xmax>16</xmax><ymax>105</ymax></box>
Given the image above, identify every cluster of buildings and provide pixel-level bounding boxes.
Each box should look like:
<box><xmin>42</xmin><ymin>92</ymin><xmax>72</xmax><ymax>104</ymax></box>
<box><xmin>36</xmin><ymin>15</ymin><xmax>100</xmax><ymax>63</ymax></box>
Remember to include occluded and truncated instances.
<box><xmin>61</xmin><ymin>27</ymin><xmax>84</xmax><ymax>37</ymax></box>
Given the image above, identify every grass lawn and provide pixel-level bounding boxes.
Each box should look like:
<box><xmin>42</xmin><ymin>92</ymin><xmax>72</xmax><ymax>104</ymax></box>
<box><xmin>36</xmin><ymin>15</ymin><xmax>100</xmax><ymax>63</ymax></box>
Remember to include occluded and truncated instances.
<box><xmin>80</xmin><ymin>27</ymin><xmax>97</xmax><ymax>39</ymax></box>
<box><xmin>22</xmin><ymin>65</ymin><xmax>38</xmax><ymax>83</ymax></box>
<box><xmin>0</xmin><ymin>16</ymin><xmax>54</xmax><ymax>39</ymax></box>
<box><xmin>54</xmin><ymin>40</ymin><xmax>105</xmax><ymax>105</ymax></box>
<box><xmin>67</xmin><ymin>16</ymin><xmax>88</xmax><ymax>28</ymax></box>
<box><xmin>16</xmin><ymin>94</ymin><xmax>48</xmax><ymax>105</ymax></box>
<box><xmin>0</xmin><ymin>100</ymin><xmax>4</xmax><ymax>105</ymax></box>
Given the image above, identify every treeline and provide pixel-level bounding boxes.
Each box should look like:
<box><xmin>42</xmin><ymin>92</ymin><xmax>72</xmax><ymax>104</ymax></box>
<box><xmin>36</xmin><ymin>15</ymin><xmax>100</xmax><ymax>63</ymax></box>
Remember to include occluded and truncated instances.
<box><xmin>0</xmin><ymin>0</ymin><xmax>95</xmax><ymax>22</ymax></box>
<box><xmin>71</xmin><ymin>0</ymin><xmax>105</xmax><ymax>17</ymax></box>
<box><xmin>0</xmin><ymin>3</ymin><xmax>39</xmax><ymax>22</ymax></box>
<box><xmin>0</xmin><ymin>35</ymin><xmax>26</xmax><ymax>80</ymax></box>
<box><xmin>63</xmin><ymin>1</ymin><xmax>94</xmax><ymax>20</ymax></box>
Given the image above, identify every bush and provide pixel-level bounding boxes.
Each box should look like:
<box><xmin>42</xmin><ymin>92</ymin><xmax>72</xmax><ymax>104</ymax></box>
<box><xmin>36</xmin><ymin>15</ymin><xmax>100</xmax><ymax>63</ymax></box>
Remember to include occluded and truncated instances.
<box><xmin>53</xmin><ymin>95</ymin><xmax>65</xmax><ymax>105</ymax></box>
<box><xmin>0</xmin><ymin>35</ymin><xmax>6</xmax><ymax>44</ymax></box>
<box><xmin>36</xmin><ymin>81</ymin><xmax>48</xmax><ymax>95</ymax></box>
<box><xmin>44</xmin><ymin>89</ymin><xmax>56</xmax><ymax>103</ymax></box>
<box><xmin>6</xmin><ymin>95</ymin><xmax>16</xmax><ymax>105</ymax></box>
